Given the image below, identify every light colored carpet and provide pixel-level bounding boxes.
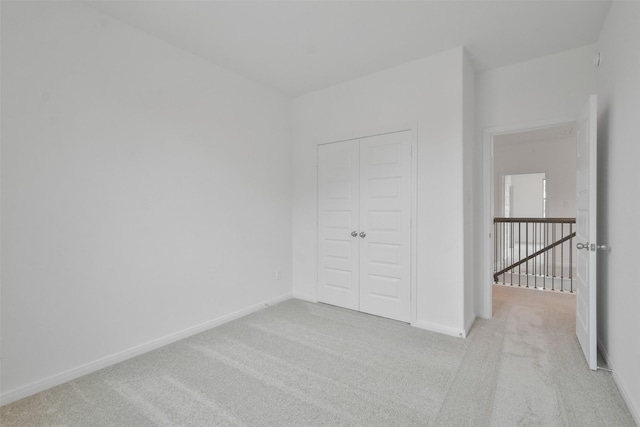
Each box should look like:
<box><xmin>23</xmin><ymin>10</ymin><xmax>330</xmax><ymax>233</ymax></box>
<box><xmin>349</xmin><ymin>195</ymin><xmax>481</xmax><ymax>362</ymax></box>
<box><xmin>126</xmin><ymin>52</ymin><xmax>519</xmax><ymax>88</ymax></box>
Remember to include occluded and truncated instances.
<box><xmin>1</xmin><ymin>286</ymin><xmax>636</xmax><ymax>426</ymax></box>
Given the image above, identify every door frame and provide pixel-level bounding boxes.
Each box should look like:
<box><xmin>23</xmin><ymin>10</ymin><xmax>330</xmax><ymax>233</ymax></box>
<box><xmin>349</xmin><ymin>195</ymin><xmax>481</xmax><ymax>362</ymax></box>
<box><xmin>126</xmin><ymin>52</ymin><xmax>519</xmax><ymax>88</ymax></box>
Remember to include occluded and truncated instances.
<box><xmin>480</xmin><ymin>117</ymin><xmax>577</xmax><ymax>319</ymax></box>
<box><xmin>315</xmin><ymin>124</ymin><xmax>418</xmax><ymax>325</ymax></box>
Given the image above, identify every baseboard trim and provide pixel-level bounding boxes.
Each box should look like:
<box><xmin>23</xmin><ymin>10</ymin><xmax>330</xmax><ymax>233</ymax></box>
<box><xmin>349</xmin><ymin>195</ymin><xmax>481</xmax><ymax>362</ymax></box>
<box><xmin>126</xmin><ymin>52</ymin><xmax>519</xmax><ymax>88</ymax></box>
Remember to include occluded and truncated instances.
<box><xmin>463</xmin><ymin>315</ymin><xmax>476</xmax><ymax>339</ymax></box>
<box><xmin>292</xmin><ymin>292</ymin><xmax>317</xmax><ymax>302</ymax></box>
<box><xmin>598</xmin><ymin>340</ymin><xmax>612</xmax><ymax>368</ymax></box>
<box><xmin>597</xmin><ymin>341</ymin><xmax>640</xmax><ymax>426</ymax></box>
<box><xmin>0</xmin><ymin>292</ymin><xmax>292</xmax><ymax>407</ymax></box>
<box><xmin>412</xmin><ymin>320</ymin><xmax>465</xmax><ymax>338</ymax></box>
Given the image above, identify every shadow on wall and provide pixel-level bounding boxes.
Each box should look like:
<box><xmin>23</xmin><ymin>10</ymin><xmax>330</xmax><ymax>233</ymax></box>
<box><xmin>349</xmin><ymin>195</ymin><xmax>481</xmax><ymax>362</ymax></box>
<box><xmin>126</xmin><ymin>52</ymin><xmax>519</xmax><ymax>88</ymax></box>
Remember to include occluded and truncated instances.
<box><xmin>596</xmin><ymin>104</ymin><xmax>610</xmax><ymax>345</ymax></box>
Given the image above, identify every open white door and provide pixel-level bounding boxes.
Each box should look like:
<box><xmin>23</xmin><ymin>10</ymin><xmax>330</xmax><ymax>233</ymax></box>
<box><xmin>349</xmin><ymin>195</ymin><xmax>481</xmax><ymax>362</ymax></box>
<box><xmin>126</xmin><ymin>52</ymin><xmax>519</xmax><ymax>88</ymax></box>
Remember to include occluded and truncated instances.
<box><xmin>575</xmin><ymin>94</ymin><xmax>598</xmax><ymax>370</ymax></box>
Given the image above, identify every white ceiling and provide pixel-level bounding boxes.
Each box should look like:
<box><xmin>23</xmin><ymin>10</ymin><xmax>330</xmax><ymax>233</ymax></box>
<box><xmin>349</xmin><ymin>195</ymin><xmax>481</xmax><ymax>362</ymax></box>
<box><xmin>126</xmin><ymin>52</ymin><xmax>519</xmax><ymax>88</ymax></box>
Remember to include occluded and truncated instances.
<box><xmin>87</xmin><ymin>0</ymin><xmax>612</xmax><ymax>97</ymax></box>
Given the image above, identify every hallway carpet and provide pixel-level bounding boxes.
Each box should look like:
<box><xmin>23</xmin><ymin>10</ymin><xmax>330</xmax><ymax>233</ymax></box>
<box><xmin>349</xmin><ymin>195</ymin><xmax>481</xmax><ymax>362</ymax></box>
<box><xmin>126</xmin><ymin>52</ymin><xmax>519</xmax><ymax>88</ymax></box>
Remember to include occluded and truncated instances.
<box><xmin>1</xmin><ymin>286</ymin><xmax>635</xmax><ymax>426</ymax></box>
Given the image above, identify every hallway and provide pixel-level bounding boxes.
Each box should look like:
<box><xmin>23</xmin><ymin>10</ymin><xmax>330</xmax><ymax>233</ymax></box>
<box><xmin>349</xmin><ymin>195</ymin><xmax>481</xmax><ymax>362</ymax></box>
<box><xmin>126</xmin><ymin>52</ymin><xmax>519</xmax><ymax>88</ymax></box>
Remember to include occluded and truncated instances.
<box><xmin>455</xmin><ymin>285</ymin><xmax>635</xmax><ymax>425</ymax></box>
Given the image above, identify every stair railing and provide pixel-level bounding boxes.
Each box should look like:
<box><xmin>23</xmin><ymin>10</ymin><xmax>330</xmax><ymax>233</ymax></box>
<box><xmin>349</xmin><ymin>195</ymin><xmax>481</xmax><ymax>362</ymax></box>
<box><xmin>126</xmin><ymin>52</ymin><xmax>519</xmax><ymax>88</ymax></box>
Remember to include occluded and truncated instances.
<box><xmin>493</xmin><ymin>217</ymin><xmax>576</xmax><ymax>292</ymax></box>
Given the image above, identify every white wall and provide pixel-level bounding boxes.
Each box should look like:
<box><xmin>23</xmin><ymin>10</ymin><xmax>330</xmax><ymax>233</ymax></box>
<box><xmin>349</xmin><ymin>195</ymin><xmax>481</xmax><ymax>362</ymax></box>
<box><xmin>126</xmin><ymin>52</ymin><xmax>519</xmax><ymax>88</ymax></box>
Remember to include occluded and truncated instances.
<box><xmin>596</xmin><ymin>1</ymin><xmax>640</xmax><ymax>422</ymax></box>
<box><xmin>475</xmin><ymin>45</ymin><xmax>597</xmax><ymax>317</ymax></box>
<box><xmin>1</xmin><ymin>2</ymin><xmax>292</xmax><ymax>402</ymax></box>
<box><xmin>508</xmin><ymin>173</ymin><xmax>546</xmax><ymax>217</ymax></box>
<box><xmin>476</xmin><ymin>45</ymin><xmax>598</xmax><ymax>130</ymax></box>
<box><xmin>291</xmin><ymin>47</ymin><xmax>471</xmax><ymax>337</ymax></box>
<box><xmin>494</xmin><ymin>137</ymin><xmax>577</xmax><ymax>218</ymax></box>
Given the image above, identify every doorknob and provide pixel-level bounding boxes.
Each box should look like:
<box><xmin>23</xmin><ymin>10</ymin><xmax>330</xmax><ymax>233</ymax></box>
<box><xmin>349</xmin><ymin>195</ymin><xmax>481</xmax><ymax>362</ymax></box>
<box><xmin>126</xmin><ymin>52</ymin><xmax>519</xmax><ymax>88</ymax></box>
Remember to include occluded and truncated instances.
<box><xmin>359</xmin><ymin>232</ymin><xmax>366</xmax><ymax>238</ymax></box>
<box><xmin>351</xmin><ymin>231</ymin><xmax>358</xmax><ymax>237</ymax></box>
<box><xmin>576</xmin><ymin>242</ymin><xmax>589</xmax><ymax>250</ymax></box>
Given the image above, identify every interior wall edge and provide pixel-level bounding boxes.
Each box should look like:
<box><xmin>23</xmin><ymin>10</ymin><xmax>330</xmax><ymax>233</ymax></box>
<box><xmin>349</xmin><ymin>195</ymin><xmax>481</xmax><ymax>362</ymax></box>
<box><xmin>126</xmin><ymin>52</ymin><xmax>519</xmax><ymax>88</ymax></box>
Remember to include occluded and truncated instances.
<box><xmin>464</xmin><ymin>314</ymin><xmax>476</xmax><ymax>339</ymax></box>
<box><xmin>412</xmin><ymin>320</ymin><xmax>466</xmax><ymax>339</ymax></box>
<box><xmin>292</xmin><ymin>292</ymin><xmax>317</xmax><ymax>303</ymax></box>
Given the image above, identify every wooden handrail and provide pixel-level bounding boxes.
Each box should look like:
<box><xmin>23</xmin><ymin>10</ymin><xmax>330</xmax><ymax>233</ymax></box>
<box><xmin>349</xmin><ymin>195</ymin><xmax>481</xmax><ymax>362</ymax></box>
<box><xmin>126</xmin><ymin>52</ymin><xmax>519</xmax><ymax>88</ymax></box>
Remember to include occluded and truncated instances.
<box><xmin>494</xmin><ymin>217</ymin><xmax>576</xmax><ymax>224</ymax></box>
<box><xmin>493</xmin><ymin>231</ymin><xmax>576</xmax><ymax>282</ymax></box>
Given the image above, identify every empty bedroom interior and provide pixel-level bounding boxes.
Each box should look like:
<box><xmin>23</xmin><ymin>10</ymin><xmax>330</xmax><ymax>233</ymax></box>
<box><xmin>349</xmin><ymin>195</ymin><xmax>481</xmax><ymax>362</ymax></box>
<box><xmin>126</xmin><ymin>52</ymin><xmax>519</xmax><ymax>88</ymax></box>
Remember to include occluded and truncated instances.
<box><xmin>1</xmin><ymin>1</ymin><xmax>639</xmax><ymax>425</ymax></box>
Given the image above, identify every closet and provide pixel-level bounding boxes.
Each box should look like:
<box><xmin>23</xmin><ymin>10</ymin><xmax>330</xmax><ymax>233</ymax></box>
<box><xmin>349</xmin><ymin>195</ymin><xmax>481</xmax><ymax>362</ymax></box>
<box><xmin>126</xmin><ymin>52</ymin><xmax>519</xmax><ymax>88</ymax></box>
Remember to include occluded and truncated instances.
<box><xmin>317</xmin><ymin>130</ymin><xmax>412</xmax><ymax>322</ymax></box>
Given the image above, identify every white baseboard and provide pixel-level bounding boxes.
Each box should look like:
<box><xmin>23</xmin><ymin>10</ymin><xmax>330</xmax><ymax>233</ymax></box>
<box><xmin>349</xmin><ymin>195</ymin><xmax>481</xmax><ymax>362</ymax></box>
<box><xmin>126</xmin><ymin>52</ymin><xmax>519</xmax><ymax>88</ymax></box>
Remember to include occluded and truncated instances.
<box><xmin>598</xmin><ymin>340</ymin><xmax>612</xmax><ymax>368</ymax></box>
<box><xmin>412</xmin><ymin>320</ymin><xmax>465</xmax><ymax>338</ymax></box>
<box><xmin>597</xmin><ymin>341</ymin><xmax>640</xmax><ymax>426</ymax></box>
<box><xmin>296</xmin><ymin>297</ymin><xmax>470</xmax><ymax>339</ymax></box>
<box><xmin>463</xmin><ymin>315</ymin><xmax>476</xmax><ymax>339</ymax></box>
<box><xmin>292</xmin><ymin>292</ymin><xmax>317</xmax><ymax>302</ymax></box>
<box><xmin>0</xmin><ymin>292</ymin><xmax>292</xmax><ymax>407</ymax></box>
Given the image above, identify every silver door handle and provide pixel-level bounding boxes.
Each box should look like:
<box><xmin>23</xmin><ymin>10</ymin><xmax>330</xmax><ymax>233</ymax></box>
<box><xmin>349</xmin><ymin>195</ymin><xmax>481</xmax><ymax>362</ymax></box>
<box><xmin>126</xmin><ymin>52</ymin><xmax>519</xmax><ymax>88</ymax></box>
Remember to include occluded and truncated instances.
<box><xmin>359</xmin><ymin>232</ymin><xmax>366</xmax><ymax>238</ymax></box>
<box><xmin>351</xmin><ymin>231</ymin><xmax>358</xmax><ymax>237</ymax></box>
<box><xmin>576</xmin><ymin>243</ymin><xmax>588</xmax><ymax>250</ymax></box>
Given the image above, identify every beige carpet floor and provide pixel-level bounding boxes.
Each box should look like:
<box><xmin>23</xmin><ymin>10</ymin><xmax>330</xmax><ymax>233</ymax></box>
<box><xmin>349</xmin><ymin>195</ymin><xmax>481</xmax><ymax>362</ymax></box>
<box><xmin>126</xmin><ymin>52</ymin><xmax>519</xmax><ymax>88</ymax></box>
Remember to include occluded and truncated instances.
<box><xmin>1</xmin><ymin>285</ymin><xmax>636</xmax><ymax>426</ymax></box>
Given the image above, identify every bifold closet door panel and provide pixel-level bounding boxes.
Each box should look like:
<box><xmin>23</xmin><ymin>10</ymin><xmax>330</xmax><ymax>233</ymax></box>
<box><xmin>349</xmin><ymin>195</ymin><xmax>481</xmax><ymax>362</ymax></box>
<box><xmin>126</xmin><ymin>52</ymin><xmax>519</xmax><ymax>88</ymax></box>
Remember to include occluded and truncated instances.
<box><xmin>359</xmin><ymin>131</ymin><xmax>411</xmax><ymax>322</ymax></box>
<box><xmin>317</xmin><ymin>139</ymin><xmax>360</xmax><ymax>310</ymax></box>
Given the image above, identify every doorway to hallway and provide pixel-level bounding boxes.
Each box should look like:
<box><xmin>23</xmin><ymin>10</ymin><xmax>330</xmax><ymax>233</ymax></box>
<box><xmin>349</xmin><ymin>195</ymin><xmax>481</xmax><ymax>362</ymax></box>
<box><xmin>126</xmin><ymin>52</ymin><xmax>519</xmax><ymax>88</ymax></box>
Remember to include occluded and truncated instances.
<box><xmin>484</xmin><ymin>96</ymin><xmax>600</xmax><ymax>371</ymax></box>
<box><xmin>491</xmin><ymin>123</ymin><xmax>578</xmax><ymax>295</ymax></box>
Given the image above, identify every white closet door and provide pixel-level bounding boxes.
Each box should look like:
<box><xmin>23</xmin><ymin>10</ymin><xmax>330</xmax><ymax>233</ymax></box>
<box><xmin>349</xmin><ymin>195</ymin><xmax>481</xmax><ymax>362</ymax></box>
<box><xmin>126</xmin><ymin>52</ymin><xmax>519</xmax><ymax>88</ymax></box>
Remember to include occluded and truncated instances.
<box><xmin>317</xmin><ymin>139</ymin><xmax>360</xmax><ymax>310</ymax></box>
<box><xmin>359</xmin><ymin>131</ymin><xmax>411</xmax><ymax>322</ymax></box>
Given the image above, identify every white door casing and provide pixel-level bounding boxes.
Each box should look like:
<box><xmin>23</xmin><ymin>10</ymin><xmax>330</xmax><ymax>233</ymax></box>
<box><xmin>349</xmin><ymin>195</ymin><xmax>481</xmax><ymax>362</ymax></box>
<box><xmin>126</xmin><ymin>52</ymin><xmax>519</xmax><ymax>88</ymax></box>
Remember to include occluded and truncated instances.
<box><xmin>575</xmin><ymin>94</ymin><xmax>598</xmax><ymax>370</ymax></box>
<box><xmin>317</xmin><ymin>130</ymin><xmax>412</xmax><ymax>322</ymax></box>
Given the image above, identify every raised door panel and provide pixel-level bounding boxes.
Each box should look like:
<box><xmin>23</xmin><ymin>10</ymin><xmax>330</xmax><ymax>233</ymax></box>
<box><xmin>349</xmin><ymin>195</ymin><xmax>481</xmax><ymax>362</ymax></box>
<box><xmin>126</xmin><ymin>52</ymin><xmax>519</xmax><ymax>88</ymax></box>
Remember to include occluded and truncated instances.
<box><xmin>317</xmin><ymin>140</ymin><xmax>360</xmax><ymax>310</ymax></box>
<box><xmin>359</xmin><ymin>131</ymin><xmax>411</xmax><ymax>322</ymax></box>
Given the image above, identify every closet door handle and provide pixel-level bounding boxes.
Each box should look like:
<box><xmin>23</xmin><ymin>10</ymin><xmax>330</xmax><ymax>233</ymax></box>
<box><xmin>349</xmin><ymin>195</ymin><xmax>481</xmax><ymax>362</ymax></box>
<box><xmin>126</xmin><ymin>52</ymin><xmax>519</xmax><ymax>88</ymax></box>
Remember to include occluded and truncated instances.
<box><xmin>359</xmin><ymin>232</ymin><xmax>366</xmax><ymax>238</ymax></box>
<box><xmin>351</xmin><ymin>231</ymin><xmax>358</xmax><ymax>237</ymax></box>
